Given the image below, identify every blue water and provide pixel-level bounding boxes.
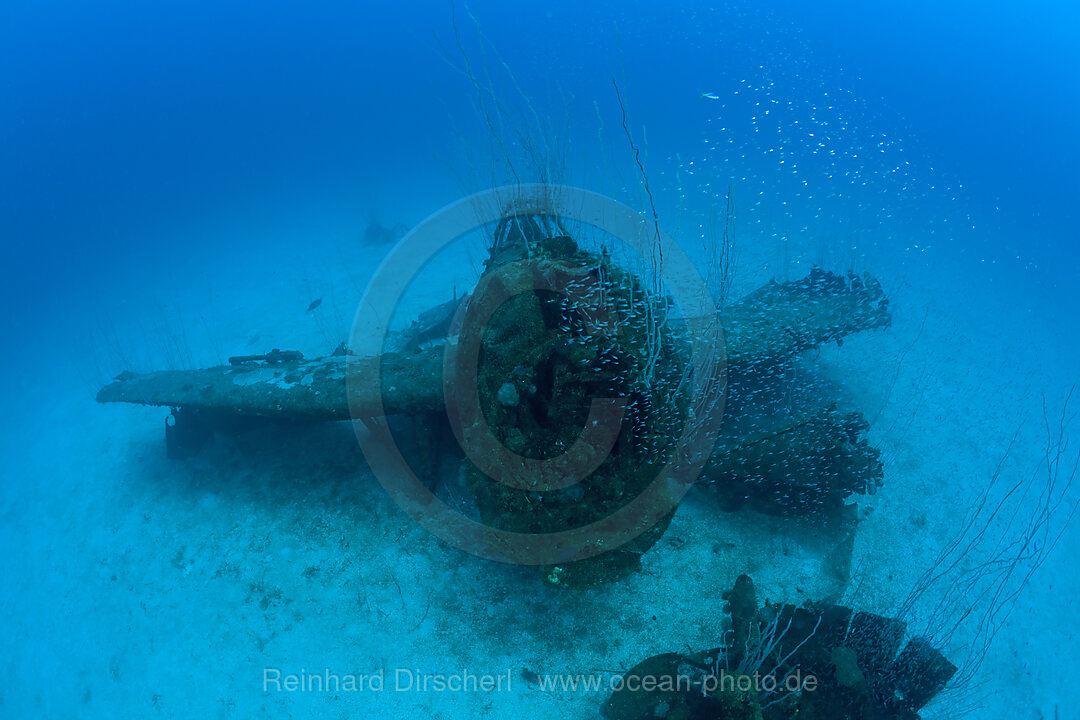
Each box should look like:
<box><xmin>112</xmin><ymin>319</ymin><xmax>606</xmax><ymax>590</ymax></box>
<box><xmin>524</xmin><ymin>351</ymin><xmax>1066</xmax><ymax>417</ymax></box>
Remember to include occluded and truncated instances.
<box><xmin>1</xmin><ymin>1</ymin><xmax>1077</xmax><ymax>718</ymax></box>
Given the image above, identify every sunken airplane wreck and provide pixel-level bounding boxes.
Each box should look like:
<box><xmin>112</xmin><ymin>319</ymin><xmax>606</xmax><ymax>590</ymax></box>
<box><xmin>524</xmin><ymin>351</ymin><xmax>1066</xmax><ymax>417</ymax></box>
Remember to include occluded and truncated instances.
<box><xmin>98</xmin><ymin>205</ymin><xmax>959</xmax><ymax>715</ymax></box>
<box><xmin>99</xmin><ymin>206</ymin><xmax>890</xmax><ymax>587</ymax></box>
<box><xmin>99</xmin><ymin>205</ymin><xmax>890</xmax><ymax>590</ymax></box>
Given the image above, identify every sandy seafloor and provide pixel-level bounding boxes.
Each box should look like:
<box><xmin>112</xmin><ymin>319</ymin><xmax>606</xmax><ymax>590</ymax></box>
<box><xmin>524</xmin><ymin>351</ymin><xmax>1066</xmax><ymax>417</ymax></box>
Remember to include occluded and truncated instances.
<box><xmin>0</xmin><ymin>187</ymin><xmax>1076</xmax><ymax>720</ymax></box>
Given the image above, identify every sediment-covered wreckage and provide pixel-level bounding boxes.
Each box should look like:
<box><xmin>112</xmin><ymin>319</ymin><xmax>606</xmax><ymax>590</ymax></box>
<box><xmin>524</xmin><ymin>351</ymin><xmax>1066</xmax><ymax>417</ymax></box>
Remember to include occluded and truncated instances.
<box><xmin>603</xmin><ymin>575</ymin><xmax>956</xmax><ymax>720</ymax></box>
<box><xmin>99</xmin><ymin>204</ymin><xmax>890</xmax><ymax>589</ymax></box>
